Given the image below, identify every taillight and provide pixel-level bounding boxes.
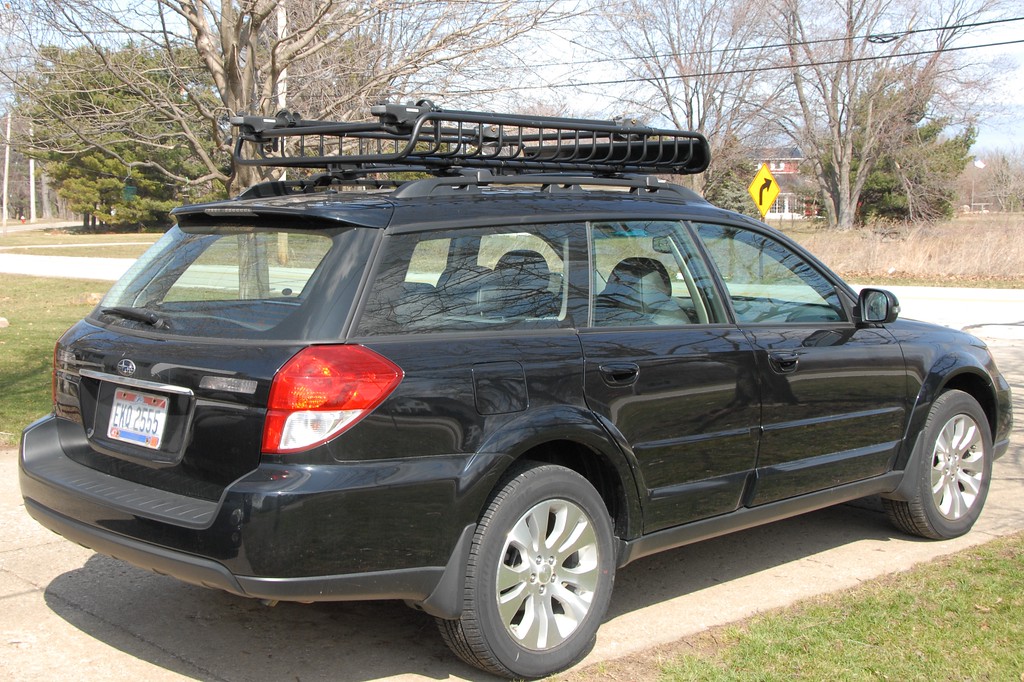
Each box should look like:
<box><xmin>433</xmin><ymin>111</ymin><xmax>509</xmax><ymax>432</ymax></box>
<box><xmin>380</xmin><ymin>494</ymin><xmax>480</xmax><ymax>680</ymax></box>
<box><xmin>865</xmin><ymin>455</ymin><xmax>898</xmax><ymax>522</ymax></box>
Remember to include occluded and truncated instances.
<box><xmin>262</xmin><ymin>345</ymin><xmax>403</xmax><ymax>454</ymax></box>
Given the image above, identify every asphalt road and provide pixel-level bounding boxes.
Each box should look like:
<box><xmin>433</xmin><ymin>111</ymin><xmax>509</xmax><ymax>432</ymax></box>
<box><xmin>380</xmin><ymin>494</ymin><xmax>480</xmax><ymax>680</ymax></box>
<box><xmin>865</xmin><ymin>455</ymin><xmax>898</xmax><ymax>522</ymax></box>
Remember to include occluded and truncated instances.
<box><xmin>1</xmin><ymin>253</ymin><xmax>1022</xmax><ymax>681</ymax></box>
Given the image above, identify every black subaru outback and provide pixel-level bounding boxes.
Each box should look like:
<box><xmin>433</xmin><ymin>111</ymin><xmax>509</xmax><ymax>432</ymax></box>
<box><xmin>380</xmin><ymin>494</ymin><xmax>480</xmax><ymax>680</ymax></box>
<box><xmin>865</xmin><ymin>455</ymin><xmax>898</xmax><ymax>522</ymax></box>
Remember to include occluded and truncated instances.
<box><xmin>20</xmin><ymin>103</ymin><xmax>1013</xmax><ymax>678</ymax></box>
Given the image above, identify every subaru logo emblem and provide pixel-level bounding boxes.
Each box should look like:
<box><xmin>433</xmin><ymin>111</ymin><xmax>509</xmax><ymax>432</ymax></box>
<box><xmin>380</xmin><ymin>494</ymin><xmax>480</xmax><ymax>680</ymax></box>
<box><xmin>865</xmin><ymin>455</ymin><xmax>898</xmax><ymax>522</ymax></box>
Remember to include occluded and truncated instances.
<box><xmin>116</xmin><ymin>359</ymin><xmax>137</xmax><ymax>377</ymax></box>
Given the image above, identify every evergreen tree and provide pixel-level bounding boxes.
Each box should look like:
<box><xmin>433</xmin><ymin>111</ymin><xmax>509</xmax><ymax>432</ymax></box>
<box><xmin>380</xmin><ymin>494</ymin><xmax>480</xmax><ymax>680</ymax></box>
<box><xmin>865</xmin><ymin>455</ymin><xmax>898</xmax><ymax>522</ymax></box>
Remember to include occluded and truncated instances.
<box><xmin>17</xmin><ymin>44</ymin><xmax>223</xmax><ymax>229</ymax></box>
<box><xmin>703</xmin><ymin>156</ymin><xmax>759</xmax><ymax>218</ymax></box>
<box><xmin>859</xmin><ymin>118</ymin><xmax>975</xmax><ymax>222</ymax></box>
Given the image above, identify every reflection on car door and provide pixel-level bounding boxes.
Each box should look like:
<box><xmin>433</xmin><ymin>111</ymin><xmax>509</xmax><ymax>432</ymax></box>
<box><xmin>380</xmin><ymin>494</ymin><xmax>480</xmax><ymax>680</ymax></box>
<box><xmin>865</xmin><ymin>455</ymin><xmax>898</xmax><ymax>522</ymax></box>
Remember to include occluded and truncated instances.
<box><xmin>693</xmin><ymin>223</ymin><xmax>909</xmax><ymax>505</ymax></box>
<box><xmin>579</xmin><ymin>221</ymin><xmax>760</xmax><ymax>533</ymax></box>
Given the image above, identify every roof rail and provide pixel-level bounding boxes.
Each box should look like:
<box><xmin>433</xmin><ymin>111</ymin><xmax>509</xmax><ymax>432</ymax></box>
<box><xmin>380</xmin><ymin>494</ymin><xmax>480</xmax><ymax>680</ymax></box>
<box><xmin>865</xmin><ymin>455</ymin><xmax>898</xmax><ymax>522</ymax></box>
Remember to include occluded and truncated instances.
<box><xmin>388</xmin><ymin>170</ymin><xmax>706</xmax><ymax>201</ymax></box>
<box><xmin>230</xmin><ymin>101</ymin><xmax>711</xmax><ymax>176</ymax></box>
<box><xmin>236</xmin><ymin>173</ymin><xmax>402</xmax><ymax>200</ymax></box>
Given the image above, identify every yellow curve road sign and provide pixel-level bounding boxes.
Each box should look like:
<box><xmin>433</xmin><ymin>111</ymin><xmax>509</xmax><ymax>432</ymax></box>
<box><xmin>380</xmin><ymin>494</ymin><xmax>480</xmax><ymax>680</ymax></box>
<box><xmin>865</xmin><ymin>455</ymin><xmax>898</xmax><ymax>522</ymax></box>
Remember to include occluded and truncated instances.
<box><xmin>748</xmin><ymin>164</ymin><xmax>780</xmax><ymax>218</ymax></box>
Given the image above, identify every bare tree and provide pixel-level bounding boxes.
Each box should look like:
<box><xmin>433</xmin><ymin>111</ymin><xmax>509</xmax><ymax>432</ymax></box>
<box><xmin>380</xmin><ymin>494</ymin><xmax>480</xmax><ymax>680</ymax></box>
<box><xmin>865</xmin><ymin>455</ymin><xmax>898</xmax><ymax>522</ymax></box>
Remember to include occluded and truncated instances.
<box><xmin>0</xmin><ymin>4</ymin><xmax>32</xmax><ymax>99</ymax></box>
<box><xmin>776</xmin><ymin>0</ymin><xmax>1009</xmax><ymax>230</ymax></box>
<box><xmin>0</xmin><ymin>6</ymin><xmax>40</xmax><ymax>227</ymax></box>
<box><xmin>590</xmin><ymin>0</ymin><xmax>779</xmax><ymax>194</ymax></box>
<box><xmin>14</xmin><ymin>0</ymin><xmax>566</xmax><ymax>192</ymax></box>
<box><xmin>980</xmin><ymin>146</ymin><xmax>1024</xmax><ymax>212</ymax></box>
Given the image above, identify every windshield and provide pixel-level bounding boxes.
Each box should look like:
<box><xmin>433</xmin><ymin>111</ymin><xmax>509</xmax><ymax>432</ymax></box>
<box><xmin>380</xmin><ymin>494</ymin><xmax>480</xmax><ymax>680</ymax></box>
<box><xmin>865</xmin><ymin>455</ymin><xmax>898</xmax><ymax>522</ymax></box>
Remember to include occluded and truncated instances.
<box><xmin>96</xmin><ymin>225</ymin><xmax>340</xmax><ymax>339</ymax></box>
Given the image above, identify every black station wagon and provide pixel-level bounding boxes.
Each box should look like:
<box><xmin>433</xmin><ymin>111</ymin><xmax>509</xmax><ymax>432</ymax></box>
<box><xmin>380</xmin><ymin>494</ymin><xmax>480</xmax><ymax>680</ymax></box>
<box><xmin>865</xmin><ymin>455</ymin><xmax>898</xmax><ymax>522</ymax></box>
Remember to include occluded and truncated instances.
<box><xmin>20</xmin><ymin>103</ymin><xmax>1013</xmax><ymax>678</ymax></box>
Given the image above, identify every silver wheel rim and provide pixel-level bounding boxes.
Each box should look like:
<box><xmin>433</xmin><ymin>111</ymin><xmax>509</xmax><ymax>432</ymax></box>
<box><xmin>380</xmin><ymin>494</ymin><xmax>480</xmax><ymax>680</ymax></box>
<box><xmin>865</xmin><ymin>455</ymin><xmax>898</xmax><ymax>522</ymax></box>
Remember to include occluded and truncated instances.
<box><xmin>495</xmin><ymin>498</ymin><xmax>600</xmax><ymax>651</ymax></box>
<box><xmin>931</xmin><ymin>413</ymin><xmax>986</xmax><ymax>520</ymax></box>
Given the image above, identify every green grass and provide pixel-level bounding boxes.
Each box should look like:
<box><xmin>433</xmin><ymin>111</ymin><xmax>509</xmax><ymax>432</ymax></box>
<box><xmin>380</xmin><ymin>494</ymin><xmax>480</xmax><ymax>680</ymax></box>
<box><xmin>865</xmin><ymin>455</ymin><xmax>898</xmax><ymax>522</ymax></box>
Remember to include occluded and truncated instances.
<box><xmin>839</xmin><ymin>271</ymin><xmax>1024</xmax><ymax>289</ymax></box>
<box><xmin>0</xmin><ymin>274</ymin><xmax>108</xmax><ymax>445</ymax></box>
<box><xmin>657</xmin><ymin>532</ymin><xmax>1024</xmax><ymax>681</ymax></box>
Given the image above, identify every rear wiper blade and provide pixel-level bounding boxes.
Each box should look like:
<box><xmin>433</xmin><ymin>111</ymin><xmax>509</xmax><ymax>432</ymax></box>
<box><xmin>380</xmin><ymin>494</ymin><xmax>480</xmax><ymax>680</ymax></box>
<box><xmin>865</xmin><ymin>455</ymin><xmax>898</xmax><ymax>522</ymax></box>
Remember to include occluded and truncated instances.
<box><xmin>101</xmin><ymin>306</ymin><xmax>169</xmax><ymax>329</ymax></box>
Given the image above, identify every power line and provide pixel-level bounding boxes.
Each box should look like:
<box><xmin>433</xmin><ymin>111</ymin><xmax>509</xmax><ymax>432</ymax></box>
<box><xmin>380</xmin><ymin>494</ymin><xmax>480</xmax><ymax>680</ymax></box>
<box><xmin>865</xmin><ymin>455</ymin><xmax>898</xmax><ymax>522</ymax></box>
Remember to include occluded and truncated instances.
<box><xmin>462</xmin><ymin>37</ymin><xmax>1024</xmax><ymax>94</ymax></box>
<box><xmin>515</xmin><ymin>15</ymin><xmax>1024</xmax><ymax>72</ymax></box>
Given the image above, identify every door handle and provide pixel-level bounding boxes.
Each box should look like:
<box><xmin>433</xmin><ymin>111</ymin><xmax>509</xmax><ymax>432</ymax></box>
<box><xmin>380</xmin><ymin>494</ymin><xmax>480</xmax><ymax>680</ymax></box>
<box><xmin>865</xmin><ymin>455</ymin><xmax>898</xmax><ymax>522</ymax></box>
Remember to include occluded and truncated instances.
<box><xmin>599</xmin><ymin>362</ymin><xmax>640</xmax><ymax>386</ymax></box>
<box><xmin>768</xmin><ymin>351</ymin><xmax>799</xmax><ymax>374</ymax></box>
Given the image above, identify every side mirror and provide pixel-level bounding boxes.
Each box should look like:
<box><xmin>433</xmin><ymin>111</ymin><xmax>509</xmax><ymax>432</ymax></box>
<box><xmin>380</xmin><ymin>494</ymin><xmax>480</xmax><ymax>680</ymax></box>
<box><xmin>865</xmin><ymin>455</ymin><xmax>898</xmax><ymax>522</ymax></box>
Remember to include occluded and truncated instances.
<box><xmin>858</xmin><ymin>288</ymin><xmax>900</xmax><ymax>324</ymax></box>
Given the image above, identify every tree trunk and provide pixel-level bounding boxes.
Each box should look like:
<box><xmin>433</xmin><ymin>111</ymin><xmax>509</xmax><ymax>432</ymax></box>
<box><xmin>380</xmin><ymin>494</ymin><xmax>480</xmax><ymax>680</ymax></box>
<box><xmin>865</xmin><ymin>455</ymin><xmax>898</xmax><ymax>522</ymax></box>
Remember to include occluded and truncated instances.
<box><xmin>41</xmin><ymin>172</ymin><xmax>53</xmax><ymax>220</ymax></box>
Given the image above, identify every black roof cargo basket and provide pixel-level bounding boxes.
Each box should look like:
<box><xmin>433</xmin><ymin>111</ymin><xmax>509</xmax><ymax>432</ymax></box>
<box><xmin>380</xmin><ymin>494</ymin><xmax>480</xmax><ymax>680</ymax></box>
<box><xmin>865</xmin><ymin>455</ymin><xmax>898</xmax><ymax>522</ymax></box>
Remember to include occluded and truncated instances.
<box><xmin>230</xmin><ymin>101</ymin><xmax>711</xmax><ymax>177</ymax></box>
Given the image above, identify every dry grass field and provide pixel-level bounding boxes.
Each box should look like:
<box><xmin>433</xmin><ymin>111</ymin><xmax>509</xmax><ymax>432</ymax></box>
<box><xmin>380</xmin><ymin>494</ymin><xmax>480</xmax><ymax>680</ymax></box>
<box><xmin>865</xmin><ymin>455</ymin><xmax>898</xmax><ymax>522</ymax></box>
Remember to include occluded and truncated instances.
<box><xmin>780</xmin><ymin>213</ymin><xmax>1024</xmax><ymax>288</ymax></box>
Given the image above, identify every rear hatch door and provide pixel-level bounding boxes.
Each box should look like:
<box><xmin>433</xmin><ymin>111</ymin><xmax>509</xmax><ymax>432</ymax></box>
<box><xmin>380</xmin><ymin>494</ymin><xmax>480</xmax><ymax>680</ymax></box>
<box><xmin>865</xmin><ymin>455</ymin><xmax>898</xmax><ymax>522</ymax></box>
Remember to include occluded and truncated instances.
<box><xmin>53</xmin><ymin>222</ymin><xmax>377</xmax><ymax>500</ymax></box>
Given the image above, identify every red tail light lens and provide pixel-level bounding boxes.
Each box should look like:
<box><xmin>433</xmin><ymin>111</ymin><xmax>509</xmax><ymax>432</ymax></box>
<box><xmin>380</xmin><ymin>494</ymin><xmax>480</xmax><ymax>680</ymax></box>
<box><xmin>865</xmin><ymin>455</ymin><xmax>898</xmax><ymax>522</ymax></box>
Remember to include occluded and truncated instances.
<box><xmin>262</xmin><ymin>345</ymin><xmax>403</xmax><ymax>454</ymax></box>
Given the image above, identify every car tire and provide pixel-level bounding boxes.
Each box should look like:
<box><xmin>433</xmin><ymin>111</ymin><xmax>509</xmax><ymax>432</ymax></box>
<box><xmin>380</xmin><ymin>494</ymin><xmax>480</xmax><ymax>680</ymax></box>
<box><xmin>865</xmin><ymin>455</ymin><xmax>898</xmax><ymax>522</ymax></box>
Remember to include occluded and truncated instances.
<box><xmin>883</xmin><ymin>390</ymin><xmax>993</xmax><ymax>540</ymax></box>
<box><xmin>437</xmin><ymin>462</ymin><xmax>616</xmax><ymax>679</ymax></box>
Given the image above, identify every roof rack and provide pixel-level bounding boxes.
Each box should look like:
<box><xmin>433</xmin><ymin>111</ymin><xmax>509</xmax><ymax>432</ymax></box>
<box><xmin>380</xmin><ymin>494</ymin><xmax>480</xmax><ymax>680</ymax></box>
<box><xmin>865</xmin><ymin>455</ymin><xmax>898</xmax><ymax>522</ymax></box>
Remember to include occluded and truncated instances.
<box><xmin>230</xmin><ymin>101</ymin><xmax>711</xmax><ymax>176</ymax></box>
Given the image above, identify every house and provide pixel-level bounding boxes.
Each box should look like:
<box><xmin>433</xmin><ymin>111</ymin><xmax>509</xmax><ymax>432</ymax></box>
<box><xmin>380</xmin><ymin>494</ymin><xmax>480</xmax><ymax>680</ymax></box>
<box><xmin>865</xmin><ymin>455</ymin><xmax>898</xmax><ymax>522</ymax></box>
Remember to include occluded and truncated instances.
<box><xmin>756</xmin><ymin>146</ymin><xmax>816</xmax><ymax>220</ymax></box>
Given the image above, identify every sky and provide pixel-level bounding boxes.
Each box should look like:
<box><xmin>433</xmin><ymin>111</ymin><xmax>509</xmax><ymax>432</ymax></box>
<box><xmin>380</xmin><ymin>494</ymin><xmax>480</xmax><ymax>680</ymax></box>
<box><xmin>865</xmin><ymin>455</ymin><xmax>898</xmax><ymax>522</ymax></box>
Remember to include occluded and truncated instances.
<box><xmin>518</xmin><ymin>11</ymin><xmax>1024</xmax><ymax>155</ymax></box>
<box><xmin>972</xmin><ymin>20</ymin><xmax>1024</xmax><ymax>151</ymax></box>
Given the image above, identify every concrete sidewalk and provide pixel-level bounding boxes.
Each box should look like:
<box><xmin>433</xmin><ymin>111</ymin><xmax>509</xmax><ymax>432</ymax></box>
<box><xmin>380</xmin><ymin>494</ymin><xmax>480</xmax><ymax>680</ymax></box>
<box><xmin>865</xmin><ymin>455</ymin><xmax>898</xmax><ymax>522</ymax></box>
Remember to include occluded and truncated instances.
<box><xmin>0</xmin><ymin>253</ymin><xmax>135</xmax><ymax>281</ymax></box>
<box><xmin>861</xmin><ymin>284</ymin><xmax>1024</xmax><ymax>332</ymax></box>
<box><xmin>0</xmin><ymin>219</ymin><xmax>82</xmax><ymax>235</ymax></box>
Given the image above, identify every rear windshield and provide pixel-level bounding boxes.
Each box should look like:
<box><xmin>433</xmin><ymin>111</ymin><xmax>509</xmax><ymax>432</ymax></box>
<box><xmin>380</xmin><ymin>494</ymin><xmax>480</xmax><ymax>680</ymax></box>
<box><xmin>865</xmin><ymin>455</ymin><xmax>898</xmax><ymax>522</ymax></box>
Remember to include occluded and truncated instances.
<box><xmin>95</xmin><ymin>225</ymin><xmax>345</xmax><ymax>339</ymax></box>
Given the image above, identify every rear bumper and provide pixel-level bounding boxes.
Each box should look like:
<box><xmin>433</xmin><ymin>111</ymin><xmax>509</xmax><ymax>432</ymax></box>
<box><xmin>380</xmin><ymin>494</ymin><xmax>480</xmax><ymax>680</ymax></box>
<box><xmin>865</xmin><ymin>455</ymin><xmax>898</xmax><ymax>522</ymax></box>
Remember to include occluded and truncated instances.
<box><xmin>19</xmin><ymin>415</ymin><xmax>499</xmax><ymax>618</ymax></box>
<box><xmin>22</xmin><ymin>497</ymin><xmax>472</xmax><ymax>614</ymax></box>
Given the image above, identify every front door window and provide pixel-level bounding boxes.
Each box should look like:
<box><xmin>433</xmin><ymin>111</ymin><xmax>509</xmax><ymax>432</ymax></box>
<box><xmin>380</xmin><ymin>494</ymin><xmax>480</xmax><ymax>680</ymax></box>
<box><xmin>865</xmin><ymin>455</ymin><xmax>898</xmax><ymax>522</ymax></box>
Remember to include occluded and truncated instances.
<box><xmin>693</xmin><ymin>223</ymin><xmax>845</xmax><ymax>324</ymax></box>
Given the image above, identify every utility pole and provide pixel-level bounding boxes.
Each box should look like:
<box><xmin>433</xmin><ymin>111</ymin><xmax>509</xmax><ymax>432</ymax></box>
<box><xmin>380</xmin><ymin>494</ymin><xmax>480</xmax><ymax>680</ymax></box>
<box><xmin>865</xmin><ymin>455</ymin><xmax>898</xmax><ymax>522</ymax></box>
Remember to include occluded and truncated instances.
<box><xmin>2</xmin><ymin>111</ymin><xmax>11</xmax><ymax>236</ymax></box>
<box><xmin>29</xmin><ymin>126</ymin><xmax>36</xmax><ymax>222</ymax></box>
<box><xmin>276</xmin><ymin>0</ymin><xmax>289</xmax><ymax>264</ymax></box>
<box><xmin>278</xmin><ymin>2</ymin><xmax>288</xmax><ymax>119</ymax></box>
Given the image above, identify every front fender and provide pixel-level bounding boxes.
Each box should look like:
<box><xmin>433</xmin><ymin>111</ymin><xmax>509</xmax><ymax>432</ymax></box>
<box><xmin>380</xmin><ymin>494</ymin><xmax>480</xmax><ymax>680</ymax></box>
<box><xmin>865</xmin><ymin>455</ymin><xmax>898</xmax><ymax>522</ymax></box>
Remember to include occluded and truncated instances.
<box><xmin>896</xmin><ymin>344</ymin><xmax>1008</xmax><ymax>471</ymax></box>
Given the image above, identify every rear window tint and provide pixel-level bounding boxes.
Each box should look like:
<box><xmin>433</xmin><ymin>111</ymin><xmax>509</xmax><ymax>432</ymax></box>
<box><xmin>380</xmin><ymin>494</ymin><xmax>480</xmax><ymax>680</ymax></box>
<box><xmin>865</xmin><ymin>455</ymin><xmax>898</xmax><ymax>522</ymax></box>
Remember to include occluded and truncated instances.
<box><xmin>97</xmin><ymin>226</ymin><xmax>338</xmax><ymax>338</ymax></box>
<box><xmin>160</xmin><ymin>233</ymin><xmax>325</xmax><ymax>302</ymax></box>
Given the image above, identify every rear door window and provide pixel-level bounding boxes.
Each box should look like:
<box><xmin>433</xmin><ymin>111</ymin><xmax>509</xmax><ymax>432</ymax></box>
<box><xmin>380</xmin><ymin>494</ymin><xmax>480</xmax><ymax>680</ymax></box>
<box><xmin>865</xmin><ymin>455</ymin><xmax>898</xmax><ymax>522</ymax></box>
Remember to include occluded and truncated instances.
<box><xmin>590</xmin><ymin>220</ymin><xmax>724</xmax><ymax>326</ymax></box>
<box><xmin>357</xmin><ymin>224</ymin><xmax>584</xmax><ymax>335</ymax></box>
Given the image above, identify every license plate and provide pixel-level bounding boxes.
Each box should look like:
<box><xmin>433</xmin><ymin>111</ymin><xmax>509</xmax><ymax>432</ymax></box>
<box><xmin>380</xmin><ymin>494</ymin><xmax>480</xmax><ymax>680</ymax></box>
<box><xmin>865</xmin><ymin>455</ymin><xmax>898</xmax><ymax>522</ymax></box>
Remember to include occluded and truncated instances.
<box><xmin>107</xmin><ymin>388</ymin><xmax>168</xmax><ymax>450</ymax></box>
